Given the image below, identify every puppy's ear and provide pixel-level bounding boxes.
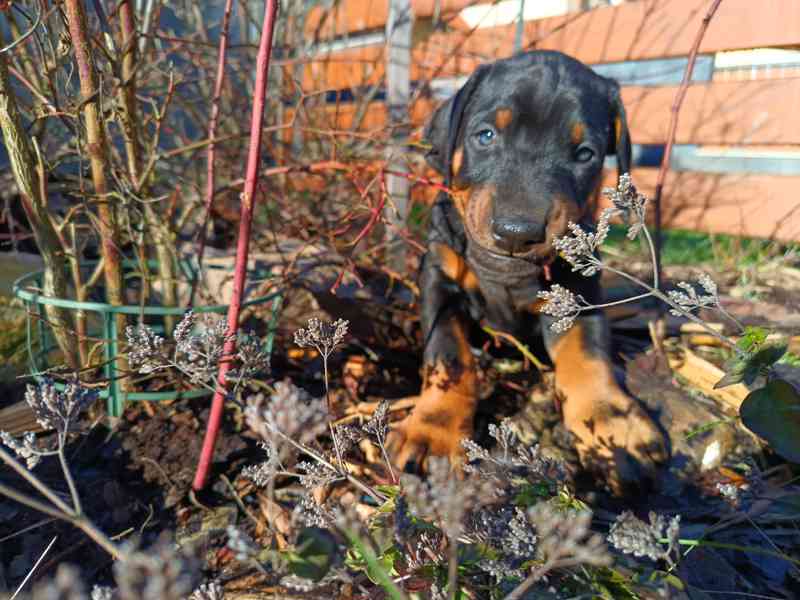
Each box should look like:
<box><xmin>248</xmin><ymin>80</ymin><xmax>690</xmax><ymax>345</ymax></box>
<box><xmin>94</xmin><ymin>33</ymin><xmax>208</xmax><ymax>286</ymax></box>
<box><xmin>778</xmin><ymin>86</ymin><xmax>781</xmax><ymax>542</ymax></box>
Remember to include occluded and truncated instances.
<box><xmin>606</xmin><ymin>79</ymin><xmax>632</xmax><ymax>178</ymax></box>
<box><xmin>422</xmin><ymin>96</ymin><xmax>455</xmax><ymax>175</ymax></box>
<box><xmin>423</xmin><ymin>65</ymin><xmax>489</xmax><ymax>185</ymax></box>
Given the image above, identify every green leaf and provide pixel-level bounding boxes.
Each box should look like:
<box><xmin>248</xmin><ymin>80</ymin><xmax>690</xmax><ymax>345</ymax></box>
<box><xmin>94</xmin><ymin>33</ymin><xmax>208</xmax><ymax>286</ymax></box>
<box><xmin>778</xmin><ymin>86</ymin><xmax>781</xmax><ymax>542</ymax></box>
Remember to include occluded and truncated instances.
<box><xmin>715</xmin><ymin>343</ymin><xmax>787</xmax><ymax>389</ymax></box>
<box><xmin>342</xmin><ymin>531</ymin><xmax>407</xmax><ymax>600</ymax></box>
<box><xmin>740</xmin><ymin>379</ymin><xmax>800</xmax><ymax>463</ymax></box>
<box><xmin>736</xmin><ymin>326</ymin><xmax>768</xmax><ymax>353</ymax></box>
<box><xmin>286</xmin><ymin>527</ymin><xmax>339</xmax><ymax>582</ymax></box>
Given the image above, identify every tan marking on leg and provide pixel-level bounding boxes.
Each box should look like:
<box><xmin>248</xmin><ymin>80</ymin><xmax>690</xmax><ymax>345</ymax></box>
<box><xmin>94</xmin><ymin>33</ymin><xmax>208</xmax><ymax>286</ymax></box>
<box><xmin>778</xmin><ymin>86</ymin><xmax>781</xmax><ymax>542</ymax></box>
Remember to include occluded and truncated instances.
<box><xmin>495</xmin><ymin>107</ymin><xmax>513</xmax><ymax>130</ymax></box>
<box><xmin>550</xmin><ymin>322</ymin><xmax>667</xmax><ymax>494</ymax></box>
<box><xmin>388</xmin><ymin>318</ymin><xmax>478</xmax><ymax>468</ymax></box>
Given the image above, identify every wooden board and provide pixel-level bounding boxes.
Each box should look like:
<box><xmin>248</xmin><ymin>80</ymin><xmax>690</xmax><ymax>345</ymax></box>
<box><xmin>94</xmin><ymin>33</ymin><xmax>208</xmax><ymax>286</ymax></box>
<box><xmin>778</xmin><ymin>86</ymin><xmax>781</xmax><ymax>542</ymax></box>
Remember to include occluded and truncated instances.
<box><xmin>599</xmin><ymin>169</ymin><xmax>800</xmax><ymax>242</ymax></box>
<box><xmin>621</xmin><ymin>79</ymin><xmax>800</xmax><ymax>146</ymax></box>
<box><xmin>290</xmin><ymin>75</ymin><xmax>800</xmax><ymax>146</ymax></box>
<box><xmin>305</xmin><ymin>0</ymin><xmax>800</xmax><ymax>65</ymax></box>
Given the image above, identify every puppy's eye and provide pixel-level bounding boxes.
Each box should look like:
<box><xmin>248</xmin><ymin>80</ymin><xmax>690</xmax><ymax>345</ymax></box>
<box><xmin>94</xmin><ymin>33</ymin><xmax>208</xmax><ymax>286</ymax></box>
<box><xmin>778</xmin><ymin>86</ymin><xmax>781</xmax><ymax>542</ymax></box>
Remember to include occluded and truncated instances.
<box><xmin>476</xmin><ymin>129</ymin><xmax>495</xmax><ymax>146</ymax></box>
<box><xmin>575</xmin><ymin>146</ymin><xmax>595</xmax><ymax>163</ymax></box>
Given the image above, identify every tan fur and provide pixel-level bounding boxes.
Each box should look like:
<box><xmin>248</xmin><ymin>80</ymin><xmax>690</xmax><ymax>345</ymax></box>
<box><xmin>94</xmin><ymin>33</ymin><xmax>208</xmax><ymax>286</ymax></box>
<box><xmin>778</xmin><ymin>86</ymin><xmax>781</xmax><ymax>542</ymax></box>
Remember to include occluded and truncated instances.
<box><xmin>495</xmin><ymin>107</ymin><xmax>513</xmax><ymax>130</ymax></box>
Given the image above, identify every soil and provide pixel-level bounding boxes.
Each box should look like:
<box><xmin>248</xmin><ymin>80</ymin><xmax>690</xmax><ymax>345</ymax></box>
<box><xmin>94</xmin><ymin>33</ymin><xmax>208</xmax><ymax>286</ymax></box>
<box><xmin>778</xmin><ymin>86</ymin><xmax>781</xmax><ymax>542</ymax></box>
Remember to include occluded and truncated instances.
<box><xmin>1</xmin><ymin>261</ymin><xmax>799</xmax><ymax>597</ymax></box>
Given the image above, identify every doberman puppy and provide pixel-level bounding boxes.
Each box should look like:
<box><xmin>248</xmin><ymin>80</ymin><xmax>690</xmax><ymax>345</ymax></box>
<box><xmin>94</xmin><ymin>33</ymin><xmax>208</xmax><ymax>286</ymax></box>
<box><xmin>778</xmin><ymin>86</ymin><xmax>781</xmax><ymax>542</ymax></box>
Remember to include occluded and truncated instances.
<box><xmin>387</xmin><ymin>51</ymin><xmax>668</xmax><ymax>493</ymax></box>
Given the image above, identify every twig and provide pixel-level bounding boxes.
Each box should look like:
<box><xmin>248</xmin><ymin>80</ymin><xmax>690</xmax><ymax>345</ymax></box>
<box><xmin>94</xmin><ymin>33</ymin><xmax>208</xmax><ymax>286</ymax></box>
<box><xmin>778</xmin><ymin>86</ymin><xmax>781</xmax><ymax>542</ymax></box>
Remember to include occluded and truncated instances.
<box><xmin>10</xmin><ymin>535</ymin><xmax>57</xmax><ymax>600</ymax></box>
<box><xmin>191</xmin><ymin>0</ymin><xmax>237</xmax><ymax>304</ymax></box>
<box><xmin>0</xmin><ymin>0</ymin><xmax>42</xmax><ymax>55</ymax></box>
<box><xmin>652</xmin><ymin>0</ymin><xmax>724</xmax><ymax>284</ymax></box>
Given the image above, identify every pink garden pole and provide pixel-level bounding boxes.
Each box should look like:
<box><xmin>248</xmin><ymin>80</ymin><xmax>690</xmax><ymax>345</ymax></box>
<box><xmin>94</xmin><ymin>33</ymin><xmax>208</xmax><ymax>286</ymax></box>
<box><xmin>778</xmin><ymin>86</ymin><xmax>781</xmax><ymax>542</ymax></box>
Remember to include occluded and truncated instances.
<box><xmin>193</xmin><ymin>0</ymin><xmax>280</xmax><ymax>491</ymax></box>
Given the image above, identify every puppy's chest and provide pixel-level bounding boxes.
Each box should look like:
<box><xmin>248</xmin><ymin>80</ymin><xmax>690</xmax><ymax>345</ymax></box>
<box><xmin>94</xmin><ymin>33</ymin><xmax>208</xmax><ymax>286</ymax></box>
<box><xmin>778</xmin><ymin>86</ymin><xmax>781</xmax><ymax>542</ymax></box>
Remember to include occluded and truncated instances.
<box><xmin>464</xmin><ymin>267</ymin><xmax>544</xmax><ymax>334</ymax></box>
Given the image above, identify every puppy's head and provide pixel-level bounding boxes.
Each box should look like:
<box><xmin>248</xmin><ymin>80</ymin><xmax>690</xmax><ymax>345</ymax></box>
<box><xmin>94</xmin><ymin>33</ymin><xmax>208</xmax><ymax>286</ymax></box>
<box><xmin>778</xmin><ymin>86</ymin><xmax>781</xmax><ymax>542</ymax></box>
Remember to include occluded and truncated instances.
<box><xmin>424</xmin><ymin>51</ymin><xmax>631</xmax><ymax>270</ymax></box>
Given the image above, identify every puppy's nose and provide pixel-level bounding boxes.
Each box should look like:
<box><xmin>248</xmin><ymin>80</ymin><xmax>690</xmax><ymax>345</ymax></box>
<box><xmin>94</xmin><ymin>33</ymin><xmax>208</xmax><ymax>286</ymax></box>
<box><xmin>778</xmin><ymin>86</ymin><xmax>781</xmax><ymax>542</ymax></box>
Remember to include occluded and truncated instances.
<box><xmin>491</xmin><ymin>218</ymin><xmax>546</xmax><ymax>253</ymax></box>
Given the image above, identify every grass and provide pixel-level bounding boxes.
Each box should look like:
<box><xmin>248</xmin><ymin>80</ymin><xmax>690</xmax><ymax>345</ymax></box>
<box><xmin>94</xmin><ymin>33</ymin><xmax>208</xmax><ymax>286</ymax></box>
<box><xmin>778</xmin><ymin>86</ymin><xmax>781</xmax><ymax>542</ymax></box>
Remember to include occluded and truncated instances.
<box><xmin>604</xmin><ymin>224</ymin><xmax>799</xmax><ymax>268</ymax></box>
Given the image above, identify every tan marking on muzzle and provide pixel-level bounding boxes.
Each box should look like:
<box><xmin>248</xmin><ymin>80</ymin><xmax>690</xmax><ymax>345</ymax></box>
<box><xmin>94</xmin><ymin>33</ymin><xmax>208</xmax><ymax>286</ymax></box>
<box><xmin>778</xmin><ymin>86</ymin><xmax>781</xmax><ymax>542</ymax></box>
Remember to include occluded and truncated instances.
<box><xmin>434</xmin><ymin>242</ymin><xmax>480</xmax><ymax>292</ymax></box>
<box><xmin>463</xmin><ymin>184</ymin><xmax>496</xmax><ymax>250</ymax></box>
<box><xmin>451</xmin><ymin>147</ymin><xmax>464</xmax><ymax>178</ymax></box>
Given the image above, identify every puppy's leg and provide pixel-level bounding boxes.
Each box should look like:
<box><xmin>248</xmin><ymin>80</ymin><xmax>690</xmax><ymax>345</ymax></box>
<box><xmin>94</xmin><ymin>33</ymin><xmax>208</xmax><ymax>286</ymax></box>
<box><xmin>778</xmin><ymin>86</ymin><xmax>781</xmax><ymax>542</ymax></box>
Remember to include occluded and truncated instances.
<box><xmin>387</xmin><ymin>242</ymin><xmax>479</xmax><ymax>471</ymax></box>
<box><xmin>543</xmin><ymin>312</ymin><xmax>668</xmax><ymax>493</ymax></box>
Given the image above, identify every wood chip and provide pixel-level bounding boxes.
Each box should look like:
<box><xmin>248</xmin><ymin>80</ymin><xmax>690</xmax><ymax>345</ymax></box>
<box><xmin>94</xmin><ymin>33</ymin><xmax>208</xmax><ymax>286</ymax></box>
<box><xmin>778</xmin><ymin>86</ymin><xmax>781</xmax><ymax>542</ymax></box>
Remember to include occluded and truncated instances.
<box><xmin>667</xmin><ymin>346</ymin><xmax>749</xmax><ymax>412</ymax></box>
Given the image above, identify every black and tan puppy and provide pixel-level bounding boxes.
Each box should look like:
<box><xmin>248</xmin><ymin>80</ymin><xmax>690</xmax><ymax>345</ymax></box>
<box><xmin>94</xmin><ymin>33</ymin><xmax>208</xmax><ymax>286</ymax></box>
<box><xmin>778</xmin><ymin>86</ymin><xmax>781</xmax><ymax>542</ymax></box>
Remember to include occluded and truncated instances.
<box><xmin>387</xmin><ymin>50</ymin><xmax>668</xmax><ymax>493</ymax></box>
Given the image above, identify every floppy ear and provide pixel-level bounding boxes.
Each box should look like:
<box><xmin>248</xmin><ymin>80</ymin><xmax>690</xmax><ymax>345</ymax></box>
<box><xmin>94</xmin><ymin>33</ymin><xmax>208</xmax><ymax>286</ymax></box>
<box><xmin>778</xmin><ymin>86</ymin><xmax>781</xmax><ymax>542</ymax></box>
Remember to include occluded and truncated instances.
<box><xmin>423</xmin><ymin>66</ymin><xmax>489</xmax><ymax>186</ymax></box>
<box><xmin>422</xmin><ymin>96</ymin><xmax>455</xmax><ymax>175</ymax></box>
<box><xmin>606</xmin><ymin>79</ymin><xmax>632</xmax><ymax>178</ymax></box>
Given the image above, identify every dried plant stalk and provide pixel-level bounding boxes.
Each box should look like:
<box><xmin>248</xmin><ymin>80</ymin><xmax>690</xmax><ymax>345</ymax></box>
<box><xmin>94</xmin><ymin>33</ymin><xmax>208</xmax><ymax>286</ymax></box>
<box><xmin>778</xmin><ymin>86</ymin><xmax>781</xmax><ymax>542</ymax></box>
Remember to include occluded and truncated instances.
<box><xmin>0</xmin><ymin>29</ymin><xmax>79</xmax><ymax>370</ymax></box>
<box><xmin>117</xmin><ymin>0</ymin><xmax>179</xmax><ymax>331</ymax></box>
<box><xmin>64</xmin><ymin>0</ymin><xmax>129</xmax><ymax>383</ymax></box>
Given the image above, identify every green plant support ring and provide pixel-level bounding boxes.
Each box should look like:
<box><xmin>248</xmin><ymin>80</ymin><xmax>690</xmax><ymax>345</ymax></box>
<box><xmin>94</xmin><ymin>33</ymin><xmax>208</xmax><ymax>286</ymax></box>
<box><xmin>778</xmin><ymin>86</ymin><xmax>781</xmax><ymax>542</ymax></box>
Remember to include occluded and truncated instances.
<box><xmin>13</xmin><ymin>259</ymin><xmax>282</xmax><ymax>417</ymax></box>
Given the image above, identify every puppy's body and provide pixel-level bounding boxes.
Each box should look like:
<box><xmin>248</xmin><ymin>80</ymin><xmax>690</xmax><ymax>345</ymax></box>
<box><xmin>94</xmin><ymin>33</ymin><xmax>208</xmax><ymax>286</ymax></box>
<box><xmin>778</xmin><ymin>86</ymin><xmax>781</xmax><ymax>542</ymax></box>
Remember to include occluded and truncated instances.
<box><xmin>388</xmin><ymin>51</ymin><xmax>667</xmax><ymax>492</ymax></box>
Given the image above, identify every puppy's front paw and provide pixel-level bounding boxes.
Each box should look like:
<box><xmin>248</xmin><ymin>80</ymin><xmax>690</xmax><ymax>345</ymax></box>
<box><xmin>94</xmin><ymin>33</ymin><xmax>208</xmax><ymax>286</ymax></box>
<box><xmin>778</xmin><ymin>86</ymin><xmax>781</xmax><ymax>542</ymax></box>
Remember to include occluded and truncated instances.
<box><xmin>386</xmin><ymin>387</ymin><xmax>475</xmax><ymax>474</ymax></box>
<box><xmin>564</xmin><ymin>392</ymin><xmax>668</xmax><ymax>494</ymax></box>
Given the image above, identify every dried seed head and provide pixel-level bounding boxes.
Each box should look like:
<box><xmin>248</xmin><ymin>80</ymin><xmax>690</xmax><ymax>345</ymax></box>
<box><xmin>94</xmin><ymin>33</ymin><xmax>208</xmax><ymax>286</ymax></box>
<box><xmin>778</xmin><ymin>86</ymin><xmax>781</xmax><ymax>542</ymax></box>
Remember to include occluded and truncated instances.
<box><xmin>114</xmin><ymin>537</ymin><xmax>201</xmax><ymax>600</ymax></box>
<box><xmin>667</xmin><ymin>278</ymin><xmax>717</xmax><ymax>317</ymax></box>
<box><xmin>24</xmin><ymin>380</ymin><xmax>96</xmax><ymax>434</ymax></box>
<box><xmin>31</xmin><ymin>564</ymin><xmax>87</xmax><ymax>600</ymax></box>
<box><xmin>537</xmin><ymin>284</ymin><xmax>583</xmax><ymax>332</ymax></box>
<box><xmin>175</xmin><ymin>316</ymin><xmax>233</xmax><ymax>384</ymax></box>
<box><xmin>294</xmin><ymin>318</ymin><xmax>349</xmax><ymax>357</ymax></box>
<box><xmin>401</xmin><ymin>457</ymin><xmax>496</xmax><ymax>540</ymax></box>
<box><xmin>189</xmin><ymin>581</ymin><xmax>225</xmax><ymax>600</ymax></box>
<box><xmin>530</xmin><ymin>503</ymin><xmax>612</xmax><ymax>568</ymax></box>
<box><xmin>462</xmin><ymin>419</ymin><xmax>564</xmax><ymax>485</ymax></box>
<box><xmin>125</xmin><ymin>324</ymin><xmax>167</xmax><ymax>375</ymax></box>
<box><xmin>602</xmin><ymin>173</ymin><xmax>648</xmax><ymax>240</ymax></box>
<box><xmin>0</xmin><ymin>430</ymin><xmax>42</xmax><ymax>469</ymax></box>
<box><xmin>552</xmin><ymin>221</ymin><xmax>606</xmax><ymax>277</ymax></box>
<box><xmin>226</xmin><ymin>526</ymin><xmax>260</xmax><ymax>561</ymax></box>
<box><xmin>363</xmin><ymin>399</ymin><xmax>389</xmax><ymax>441</ymax></box>
<box><xmin>607</xmin><ymin>510</ymin><xmax>681</xmax><ymax>565</ymax></box>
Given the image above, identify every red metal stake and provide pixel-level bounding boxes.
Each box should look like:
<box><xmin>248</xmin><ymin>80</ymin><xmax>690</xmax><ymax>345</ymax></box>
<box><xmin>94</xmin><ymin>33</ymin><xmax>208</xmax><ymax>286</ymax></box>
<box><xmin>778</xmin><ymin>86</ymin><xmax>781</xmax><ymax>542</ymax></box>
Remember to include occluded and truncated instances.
<box><xmin>193</xmin><ymin>0</ymin><xmax>280</xmax><ymax>491</ymax></box>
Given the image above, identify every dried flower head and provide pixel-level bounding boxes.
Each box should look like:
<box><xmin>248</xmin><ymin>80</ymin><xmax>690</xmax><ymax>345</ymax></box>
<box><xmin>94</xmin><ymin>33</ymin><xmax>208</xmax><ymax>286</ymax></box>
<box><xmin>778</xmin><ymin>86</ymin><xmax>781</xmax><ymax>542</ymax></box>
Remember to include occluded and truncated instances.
<box><xmin>470</xmin><ymin>506</ymin><xmax>537</xmax><ymax>582</ymax></box>
<box><xmin>297</xmin><ymin>459</ymin><xmax>343</xmax><ymax>493</ymax></box>
<box><xmin>126</xmin><ymin>324</ymin><xmax>167</xmax><ymax>375</ymax></box>
<box><xmin>226</xmin><ymin>526</ymin><xmax>260</xmax><ymax>561</ymax></box>
<box><xmin>0</xmin><ymin>430</ymin><xmax>43</xmax><ymax>469</ymax></box>
<box><xmin>114</xmin><ymin>538</ymin><xmax>201</xmax><ymax>600</ymax></box>
<box><xmin>462</xmin><ymin>419</ymin><xmax>564</xmax><ymax>485</ymax></box>
<box><xmin>537</xmin><ymin>284</ymin><xmax>583</xmax><ymax>333</ymax></box>
<box><xmin>530</xmin><ymin>503</ymin><xmax>612</xmax><ymax>568</ymax></box>
<box><xmin>189</xmin><ymin>581</ymin><xmax>225</xmax><ymax>600</ymax></box>
<box><xmin>245</xmin><ymin>380</ymin><xmax>327</xmax><ymax>448</ymax></box>
<box><xmin>294</xmin><ymin>318</ymin><xmax>349</xmax><ymax>358</ymax></box>
<box><xmin>363</xmin><ymin>399</ymin><xmax>389</xmax><ymax>441</ymax></box>
<box><xmin>607</xmin><ymin>510</ymin><xmax>681</xmax><ymax>566</ymax></box>
<box><xmin>401</xmin><ymin>457</ymin><xmax>496</xmax><ymax>540</ymax></box>
<box><xmin>602</xmin><ymin>173</ymin><xmax>648</xmax><ymax>239</ymax></box>
<box><xmin>24</xmin><ymin>380</ymin><xmax>96</xmax><ymax>434</ymax></box>
<box><xmin>332</xmin><ymin>423</ymin><xmax>364</xmax><ymax>457</ymax></box>
<box><xmin>716</xmin><ymin>482</ymin><xmax>741</xmax><ymax>507</ymax></box>
<box><xmin>552</xmin><ymin>221</ymin><xmax>606</xmax><ymax>277</ymax></box>
<box><xmin>175</xmin><ymin>315</ymin><xmax>233</xmax><ymax>383</ymax></box>
<box><xmin>666</xmin><ymin>277</ymin><xmax>718</xmax><ymax>317</ymax></box>
<box><xmin>243</xmin><ymin>380</ymin><xmax>328</xmax><ymax>484</ymax></box>
<box><xmin>91</xmin><ymin>585</ymin><xmax>115</xmax><ymax>600</ymax></box>
<box><xmin>30</xmin><ymin>564</ymin><xmax>86</xmax><ymax>600</ymax></box>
